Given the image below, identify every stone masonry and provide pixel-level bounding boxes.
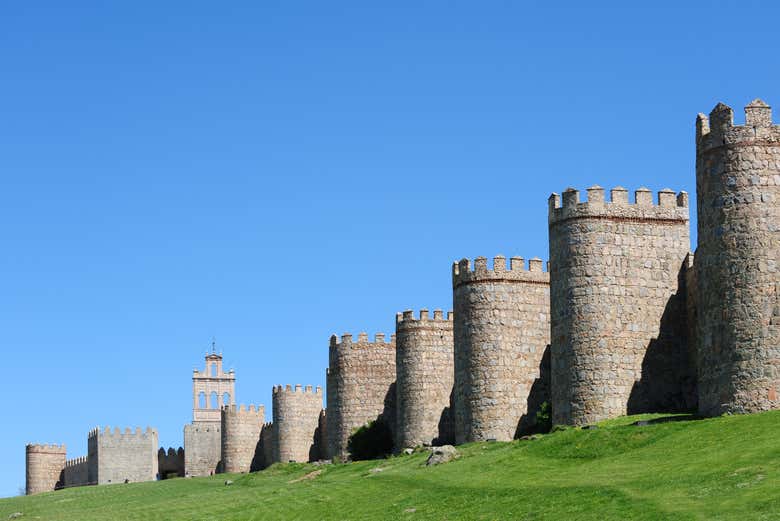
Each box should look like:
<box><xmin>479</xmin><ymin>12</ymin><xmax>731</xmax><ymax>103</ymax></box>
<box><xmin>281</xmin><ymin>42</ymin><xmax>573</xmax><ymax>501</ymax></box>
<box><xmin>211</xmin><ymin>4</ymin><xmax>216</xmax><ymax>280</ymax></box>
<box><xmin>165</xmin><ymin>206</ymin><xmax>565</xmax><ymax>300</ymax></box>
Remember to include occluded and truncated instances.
<box><xmin>183</xmin><ymin>422</ymin><xmax>221</xmax><ymax>477</ymax></box>
<box><xmin>272</xmin><ymin>385</ymin><xmax>323</xmax><ymax>463</ymax></box>
<box><xmin>395</xmin><ymin>309</ymin><xmax>455</xmax><ymax>448</ymax></box>
<box><xmin>695</xmin><ymin>100</ymin><xmax>780</xmax><ymax>416</ymax></box>
<box><xmin>221</xmin><ymin>404</ymin><xmax>265</xmax><ymax>473</ymax></box>
<box><xmin>62</xmin><ymin>456</ymin><xmax>89</xmax><ymax>488</ymax></box>
<box><xmin>326</xmin><ymin>332</ymin><xmax>396</xmax><ymax>459</ymax></box>
<box><xmin>24</xmin><ymin>97</ymin><xmax>780</xmax><ymax>492</ymax></box>
<box><xmin>87</xmin><ymin>427</ymin><xmax>159</xmax><ymax>485</ymax></box>
<box><xmin>548</xmin><ymin>186</ymin><xmax>693</xmax><ymax>425</ymax></box>
<box><xmin>25</xmin><ymin>444</ymin><xmax>66</xmax><ymax>495</ymax></box>
<box><xmin>185</xmin><ymin>349</ymin><xmax>235</xmax><ymax>477</ymax></box>
<box><xmin>257</xmin><ymin>422</ymin><xmax>275</xmax><ymax>470</ymax></box>
<box><xmin>158</xmin><ymin>447</ymin><xmax>185</xmax><ymax>479</ymax></box>
<box><xmin>452</xmin><ymin>256</ymin><xmax>551</xmax><ymax>442</ymax></box>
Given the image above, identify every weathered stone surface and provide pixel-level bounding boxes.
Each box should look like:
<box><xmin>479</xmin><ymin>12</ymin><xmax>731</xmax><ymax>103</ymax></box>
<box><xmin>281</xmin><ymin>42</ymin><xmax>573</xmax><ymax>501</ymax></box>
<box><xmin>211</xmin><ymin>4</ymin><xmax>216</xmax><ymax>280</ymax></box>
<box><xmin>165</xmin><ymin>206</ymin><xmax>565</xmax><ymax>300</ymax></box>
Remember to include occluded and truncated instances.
<box><xmin>426</xmin><ymin>445</ymin><xmax>458</xmax><ymax>466</ymax></box>
<box><xmin>548</xmin><ymin>186</ymin><xmax>693</xmax><ymax>425</ymax></box>
<box><xmin>186</xmin><ymin>350</ymin><xmax>236</xmax><ymax>477</ymax></box>
<box><xmin>88</xmin><ymin>427</ymin><xmax>158</xmax><ymax>485</ymax></box>
<box><xmin>453</xmin><ymin>256</ymin><xmax>550</xmax><ymax>443</ymax></box>
<box><xmin>25</xmin><ymin>444</ymin><xmax>66</xmax><ymax>495</ymax></box>
<box><xmin>326</xmin><ymin>332</ymin><xmax>396</xmax><ymax>459</ymax></box>
<box><xmin>395</xmin><ymin>309</ymin><xmax>454</xmax><ymax>448</ymax></box>
<box><xmin>183</xmin><ymin>423</ymin><xmax>220</xmax><ymax>477</ymax></box>
<box><xmin>62</xmin><ymin>455</ymin><xmax>89</xmax><ymax>487</ymax></box>
<box><xmin>221</xmin><ymin>404</ymin><xmax>264</xmax><ymax>473</ymax></box>
<box><xmin>257</xmin><ymin>422</ymin><xmax>275</xmax><ymax>470</ymax></box>
<box><xmin>695</xmin><ymin>100</ymin><xmax>780</xmax><ymax>416</ymax></box>
<box><xmin>272</xmin><ymin>384</ymin><xmax>323</xmax><ymax>463</ymax></box>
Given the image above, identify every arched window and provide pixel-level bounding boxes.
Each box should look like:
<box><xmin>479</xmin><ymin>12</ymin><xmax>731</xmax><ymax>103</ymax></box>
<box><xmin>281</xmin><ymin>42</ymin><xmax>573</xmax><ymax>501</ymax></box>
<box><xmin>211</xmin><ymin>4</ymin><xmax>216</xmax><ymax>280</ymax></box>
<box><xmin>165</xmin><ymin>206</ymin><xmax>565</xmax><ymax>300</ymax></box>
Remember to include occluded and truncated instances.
<box><xmin>210</xmin><ymin>363</ymin><xmax>217</xmax><ymax>377</ymax></box>
<box><xmin>210</xmin><ymin>391</ymin><xmax>218</xmax><ymax>409</ymax></box>
<box><xmin>198</xmin><ymin>392</ymin><xmax>207</xmax><ymax>409</ymax></box>
<box><xmin>223</xmin><ymin>392</ymin><xmax>231</xmax><ymax>405</ymax></box>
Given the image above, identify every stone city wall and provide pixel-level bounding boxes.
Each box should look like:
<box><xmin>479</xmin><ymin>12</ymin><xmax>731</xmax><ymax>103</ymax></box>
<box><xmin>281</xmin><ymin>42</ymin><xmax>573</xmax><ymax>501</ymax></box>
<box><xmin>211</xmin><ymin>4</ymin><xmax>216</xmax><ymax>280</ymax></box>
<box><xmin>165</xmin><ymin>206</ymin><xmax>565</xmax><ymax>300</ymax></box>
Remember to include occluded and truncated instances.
<box><xmin>62</xmin><ymin>456</ymin><xmax>89</xmax><ymax>488</ymax></box>
<box><xmin>272</xmin><ymin>385</ymin><xmax>323</xmax><ymax>463</ymax></box>
<box><xmin>395</xmin><ymin>309</ymin><xmax>454</xmax><ymax>448</ymax></box>
<box><xmin>183</xmin><ymin>422</ymin><xmax>221</xmax><ymax>477</ymax></box>
<box><xmin>453</xmin><ymin>256</ymin><xmax>551</xmax><ymax>442</ymax></box>
<box><xmin>695</xmin><ymin>100</ymin><xmax>780</xmax><ymax>415</ymax></box>
<box><xmin>157</xmin><ymin>447</ymin><xmax>185</xmax><ymax>479</ymax></box>
<box><xmin>258</xmin><ymin>422</ymin><xmax>275</xmax><ymax>470</ymax></box>
<box><xmin>88</xmin><ymin>427</ymin><xmax>158</xmax><ymax>485</ymax></box>
<box><xmin>221</xmin><ymin>404</ymin><xmax>265</xmax><ymax>473</ymax></box>
<box><xmin>326</xmin><ymin>332</ymin><xmax>396</xmax><ymax>458</ymax></box>
<box><xmin>25</xmin><ymin>443</ymin><xmax>66</xmax><ymax>495</ymax></box>
<box><xmin>548</xmin><ymin>186</ymin><xmax>692</xmax><ymax>426</ymax></box>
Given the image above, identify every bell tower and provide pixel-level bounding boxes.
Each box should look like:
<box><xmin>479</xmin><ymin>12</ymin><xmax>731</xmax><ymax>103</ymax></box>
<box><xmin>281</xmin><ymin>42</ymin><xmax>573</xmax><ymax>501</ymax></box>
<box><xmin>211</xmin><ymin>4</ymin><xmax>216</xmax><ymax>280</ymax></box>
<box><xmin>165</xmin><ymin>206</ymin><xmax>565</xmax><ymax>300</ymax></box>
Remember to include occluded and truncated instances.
<box><xmin>192</xmin><ymin>342</ymin><xmax>236</xmax><ymax>422</ymax></box>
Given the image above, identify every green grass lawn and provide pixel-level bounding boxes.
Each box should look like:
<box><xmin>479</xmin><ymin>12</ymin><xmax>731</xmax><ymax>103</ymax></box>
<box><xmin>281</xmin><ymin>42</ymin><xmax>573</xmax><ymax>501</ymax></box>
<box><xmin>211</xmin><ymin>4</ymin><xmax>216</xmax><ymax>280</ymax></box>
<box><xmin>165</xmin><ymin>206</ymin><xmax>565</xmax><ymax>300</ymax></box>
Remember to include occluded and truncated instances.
<box><xmin>3</xmin><ymin>410</ymin><xmax>779</xmax><ymax>520</ymax></box>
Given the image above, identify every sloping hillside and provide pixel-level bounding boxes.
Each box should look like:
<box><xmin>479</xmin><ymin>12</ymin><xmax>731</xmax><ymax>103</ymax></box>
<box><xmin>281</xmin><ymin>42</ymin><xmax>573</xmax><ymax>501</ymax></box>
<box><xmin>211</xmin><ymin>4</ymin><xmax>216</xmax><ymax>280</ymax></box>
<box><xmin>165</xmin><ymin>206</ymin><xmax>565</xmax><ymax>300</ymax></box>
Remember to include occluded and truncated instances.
<box><xmin>3</xmin><ymin>411</ymin><xmax>779</xmax><ymax>520</ymax></box>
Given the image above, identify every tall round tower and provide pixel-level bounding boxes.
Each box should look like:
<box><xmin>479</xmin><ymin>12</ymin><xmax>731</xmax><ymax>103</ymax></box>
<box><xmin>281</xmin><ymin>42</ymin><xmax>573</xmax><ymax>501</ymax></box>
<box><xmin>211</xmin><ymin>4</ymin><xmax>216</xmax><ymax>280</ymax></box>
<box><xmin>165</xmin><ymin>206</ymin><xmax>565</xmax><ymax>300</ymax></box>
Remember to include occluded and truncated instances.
<box><xmin>548</xmin><ymin>186</ymin><xmax>692</xmax><ymax>426</ymax></box>
<box><xmin>695</xmin><ymin>100</ymin><xmax>780</xmax><ymax>415</ymax></box>
<box><xmin>452</xmin><ymin>256</ymin><xmax>550</xmax><ymax>443</ymax></box>
<box><xmin>395</xmin><ymin>309</ymin><xmax>454</xmax><ymax>448</ymax></box>
<box><xmin>326</xmin><ymin>332</ymin><xmax>396</xmax><ymax>459</ymax></box>
<box><xmin>272</xmin><ymin>384</ymin><xmax>323</xmax><ymax>463</ymax></box>
<box><xmin>25</xmin><ymin>443</ymin><xmax>66</xmax><ymax>495</ymax></box>
<box><xmin>220</xmin><ymin>404</ymin><xmax>265</xmax><ymax>473</ymax></box>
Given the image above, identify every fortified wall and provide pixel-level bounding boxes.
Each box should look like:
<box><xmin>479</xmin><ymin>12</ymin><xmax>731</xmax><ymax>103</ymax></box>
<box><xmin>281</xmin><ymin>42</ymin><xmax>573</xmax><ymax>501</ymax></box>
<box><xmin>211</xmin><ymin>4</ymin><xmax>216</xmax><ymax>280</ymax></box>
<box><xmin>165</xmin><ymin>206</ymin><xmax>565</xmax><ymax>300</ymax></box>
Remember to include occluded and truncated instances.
<box><xmin>548</xmin><ymin>186</ymin><xmax>694</xmax><ymax>425</ymax></box>
<box><xmin>272</xmin><ymin>385</ymin><xmax>323</xmax><ymax>463</ymax></box>
<box><xmin>326</xmin><ymin>332</ymin><xmax>396</xmax><ymax>458</ymax></box>
<box><xmin>452</xmin><ymin>256</ymin><xmax>550</xmax><ymax>442</ymax></box>
<box><xmin>158</xmin><ymin>447</ymin><xmax>185</xmax><ymax>479</ymax></box>
<box><xmin>183</xmin><ymin>422</ymin><xmax>220</xmax><ymax>477</ymax></box>
<box><xmin>695</xmin><ymin>100</ymin><xmax>780</xmax><ymax>415</ymax></box>
<box><xmin>88</xmin><ymin>427</ymin><xmax>159</xmax><ymax>485</ymax></box>
<box><xmin>257</xmin><ymin>422</ymin><xmax>275</xmax><ymax>470</ymax></box>
<box><xmin>395</xmin><ymin>309</ymin><xmax>454</xmax><ymax>448</ymax></box>
<box><xmin>62</xmin><ymin>456</ymin><xmax>89</xmax><ymax>488</ymax></box>
<box><xmin>221</xmin><ymin>404</ymin><xmax>265</xmax><ymax>473</ymax></box>
<box><xmin>25</xmin><ymin>98</ymin><xmax>780</xmax><ymax>488</ymax></box>
<box><xmin>25</xmin><ymin>444</ymin><xmax>66</xmax><ymax>495</ymax></box>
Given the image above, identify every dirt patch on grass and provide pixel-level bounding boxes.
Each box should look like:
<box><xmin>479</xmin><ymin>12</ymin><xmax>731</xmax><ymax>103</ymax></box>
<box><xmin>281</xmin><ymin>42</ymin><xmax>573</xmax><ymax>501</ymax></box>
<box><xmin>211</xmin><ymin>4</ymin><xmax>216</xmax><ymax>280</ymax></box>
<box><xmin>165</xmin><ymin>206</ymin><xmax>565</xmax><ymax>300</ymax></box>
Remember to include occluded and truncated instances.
<box><xmin>287</xmin><ymin>470</ymin><xmax>322</xmax><ymax>484</ymax></box>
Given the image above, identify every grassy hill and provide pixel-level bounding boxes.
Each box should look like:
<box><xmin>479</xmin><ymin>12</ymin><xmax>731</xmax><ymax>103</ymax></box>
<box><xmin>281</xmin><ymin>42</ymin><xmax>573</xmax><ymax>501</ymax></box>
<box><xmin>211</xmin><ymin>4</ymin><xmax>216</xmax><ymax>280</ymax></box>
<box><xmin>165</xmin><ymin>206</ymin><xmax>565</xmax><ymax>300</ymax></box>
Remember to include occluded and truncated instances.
<box><xmin>2</xmin><ymin>411</ymin><xmax>779</xmax><ymax>520</ymax></box>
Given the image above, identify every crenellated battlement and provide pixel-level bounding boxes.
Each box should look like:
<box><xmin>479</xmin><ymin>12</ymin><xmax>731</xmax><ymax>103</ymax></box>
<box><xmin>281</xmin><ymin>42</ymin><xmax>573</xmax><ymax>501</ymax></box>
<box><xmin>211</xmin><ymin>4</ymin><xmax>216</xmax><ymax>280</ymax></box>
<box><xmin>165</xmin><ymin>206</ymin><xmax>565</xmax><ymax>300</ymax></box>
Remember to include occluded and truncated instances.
<box><xmin>26</xmin><ymin>443</ymin><xmax>66</xmax><ymax>454</ymax></box>
<box><xmin>697</xmin><ymin>99</ymin><xmax>780</xmax><ymax>152</ymax></box>
<box><xmin>329</xmin><ymin>332</ymin><xmax>396</xmax><ymax>350</ymax></box>
<box><xmin>452</xmin><ymin>255</ymin><xmax>549</xmax><ymax>288</ymax></box>
<box><xmin>64</xmin><ymin>456</ymin><xmax>87</xmax><ymax>468</ymax></box>
<box><xmin>548</xmin><ymin>186</ymin><xmax>689</xmax><ymax>225</ymax></box>
<box><xmin>222</xmin><ymin>403</ymin><xmax>265</xmax><ymax>415</ymax></box>
<box><xmin>272</xmin><ymin>384</ymin><xmax>323</xmax><ymax>395</ymax></box>
<box><xmin>88</xmin><ymin>426</ymin><xmax>157</xmax><ymax>439</ymax></box>
<box><xmin>396</xmin><ymin>308</ymin><xmax>454</xmax><ymax>326</ymax></box>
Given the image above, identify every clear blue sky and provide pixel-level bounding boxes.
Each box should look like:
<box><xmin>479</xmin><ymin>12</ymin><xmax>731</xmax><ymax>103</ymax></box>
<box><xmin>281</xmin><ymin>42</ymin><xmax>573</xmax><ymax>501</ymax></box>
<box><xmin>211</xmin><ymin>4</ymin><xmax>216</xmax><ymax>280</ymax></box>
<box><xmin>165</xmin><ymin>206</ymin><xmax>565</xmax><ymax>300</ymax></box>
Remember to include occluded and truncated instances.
<box><xmin>1</xmin><ymin>1</ymin><xmax>777</xmax><ymax>497</ymax></box>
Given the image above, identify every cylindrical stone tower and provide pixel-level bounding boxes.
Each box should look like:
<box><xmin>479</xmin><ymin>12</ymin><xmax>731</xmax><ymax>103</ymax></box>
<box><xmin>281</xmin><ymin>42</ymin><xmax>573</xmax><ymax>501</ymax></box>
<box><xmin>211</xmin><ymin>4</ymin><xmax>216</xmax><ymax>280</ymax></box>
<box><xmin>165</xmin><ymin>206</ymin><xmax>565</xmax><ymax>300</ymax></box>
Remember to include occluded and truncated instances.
<box><xmin>395</xmin><ymin>309</ymin><xmax>455</xmax><ymax>448</ymax></box>
<box><xmin>26</xmin><ymin>443</ymin><xmax>66</xmax><ymax>495</ymax></box>
<box><xmin>695</xmin><ymin>100</ymin><xmax>780</xmax><ymax>416</ymax></box>
<box><xmin>272</xmin><ymin>384</ymin><xmax>323</xmax><ymax>463</ymax></box>
<box><xmin>326</xmin><ymin>332</ymin><xmax>396</xmax><ymax>459</ymax></box>
<box><xmin>453</xmin><ymin>256</ymin><xmax>550</xmax><ymax>443</ymax></box>
<box><xmin>549</xmin><ymin>186</ymin><xmax>691</xmax><ymax>426</ymax></box>
<box><xmin>220</xmin><ymin>404</ymin><xmax>265</xmax><ymax>473</ymax></box>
